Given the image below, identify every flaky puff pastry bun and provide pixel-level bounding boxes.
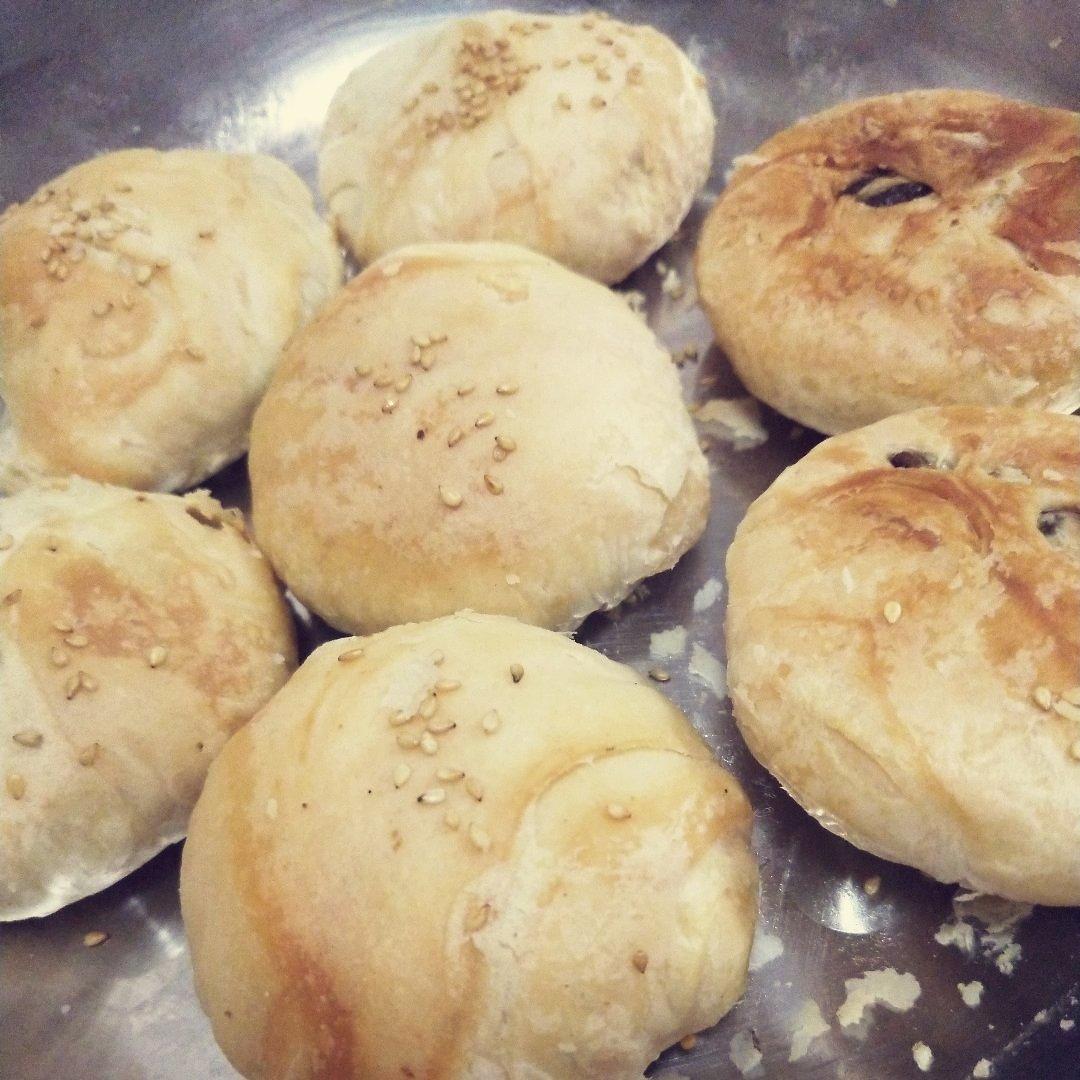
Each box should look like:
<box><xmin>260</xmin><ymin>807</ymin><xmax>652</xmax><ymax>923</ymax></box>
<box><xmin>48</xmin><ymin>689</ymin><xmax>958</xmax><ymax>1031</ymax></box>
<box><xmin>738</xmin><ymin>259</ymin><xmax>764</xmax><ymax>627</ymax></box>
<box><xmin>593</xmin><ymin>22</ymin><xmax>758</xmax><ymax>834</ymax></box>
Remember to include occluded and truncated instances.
<box><xmin>727</xmin><ymin>406</ymin><xmax>1080</xmax><ymax>905</ymax></box>
<box><xmin>319</xmin><ymin>9</ymin><xmax>714</xmax><ymax>283</ymax></box>
<box><xmin>696</xmin><ymin>90</ymin><xmax>1080</xmax><ymax>434</ymax></box>
<box><xmin>180</xmin><ymin>612</ymin><xmax>757</xmax><ymax>1079</ymax></box>
<box><xmin>249</xmin><ymin>242</ymin><xmax>709</xmax><ymax>635</ymax></box>
<box><xmin>0</xmin><ymin>479</ymin><xmax>296</xmax><ymax>921</ymax></box>
<box><xmin>0</xmin><ymin>148</ymin><xmax>343</xmax><ymax>492</ymax></box>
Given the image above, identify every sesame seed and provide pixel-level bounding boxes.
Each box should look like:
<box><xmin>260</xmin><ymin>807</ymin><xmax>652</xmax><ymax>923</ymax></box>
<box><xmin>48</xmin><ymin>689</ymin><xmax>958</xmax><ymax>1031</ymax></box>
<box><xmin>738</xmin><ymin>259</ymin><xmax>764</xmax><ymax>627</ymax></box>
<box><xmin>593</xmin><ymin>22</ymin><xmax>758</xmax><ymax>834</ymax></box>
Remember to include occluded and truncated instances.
<box><xmin>590</xmin><ymin>95</ymin><xmax>607</xmax><ymax>109</ymax></box>
<box><xmin>198</xmin><ymin>227</ymin><xmax>216</xmax><ymax>239</ymax></box>
<box><xmin>632</xmin><ymin>950</ymin><xmax>649</xmax><ymax>973</ymax></box>
<box><xmin>883</xmin><ymin>601</ymin><xmax>902</xmax><ymax>624</ymax></box>
<box><xmin>64</xmin><ymin>673</ymin><xmax>82</xmax><ymax>699</ymax></box>
<box><xmin>495</xmin><ymin>382</ymin><xmax>518</xmax><ymax>395</ymax></box>
<box><xmin>419</xmin><ymin>695</ymin><xmax>439</xmax><ymax>720</ymax></box>
<box><xmin>397</xmin><ymin>731</ymin><xmax>421</xmax><ymax>750</ymax></box>
<box><xmin>427</xmin><ymin>717</ymin><xmax>457</xmax><ymax>735</ymax></box>
<box><xmin>418</xmin><ymin>787</ymin><xmax>446</xmax><ymax>805</ymax></box>
<box><xmin>495</xmin><ymin>434</ymin><xmax>516</xmax><ymax>453</ymax></box>
<box><xmin>445</xmin><ymin>809</ymin><xmax>461</xmax><ymax>830</ymax></box>
<box><xmin>506</xmin><ymin>573</ymin><xmax>520</xmax><ymax>586</ymax></box>
<box><xmin>12</xmin><ymin>730</ymin><xmax>42</xmax><ymax>748</ymax></box>
<box><xmin>0</xmin><ymin>533</ymin><xmax>13</xmax><ymax>550</ymax></box>
<box><xmin>381</xmin><ymin>398</ymin><xmax>398</xmax><ymax>414</ymax></box>
<box><xmin>134</xmin><ymin>265</ymin><xmax>152</xmax><ymax>285</ymax></box>
<box><xmin>553</xmin><ymin>57</ymin><xmax>571</xmax><ymax>69</ymax></box>
<box><xmin>509</xmin><ymin>663</ymin><xmax>524</xmax><ymax>683</ymax></box>
<box><xmin>596</xmin><ymin>67</ymin><xmax>611</xmax><ymax>82</ymax></box>
<box><xmin>464</xmin><ymin>902</ymin><xmax>490</xmax><ymax>931</ymax></box>
<box><xmin>648</xmin><ymin>667</ymin><xmax>671</xmax><ymax>683</ymax></box>
<box><xmin>420</xmin><ymin>732</ymin><xmax>439</xmax><ymax>755</ymax></box>
<box><xmin>469</xmin><ymin>823</ymin><xmax>492</xmax><ymax>852</ymax></box>
<box><xmin>465</xmin><ymin>777</ymin><xmax>484</xmax><ymax>802</ymax></box>
<box><xmin>78</xmin><ymin>743</ymin><xmax>100</xmax><ymax>767</ymax></box>
<box><xmin>447</xmin><ymin>428</ymin><xmax>464</xmax><ymax>447</ymax></box>
<box><xmin>6</xmin><ymin>773</ymin><xmax>26</xmax><ymax>800</ymax></box>
<box><xmin>457</xmin><ymin>383</ymin><xmax>476</xmax><ymax>397</ymax></box>
<box><xmin>354</xmin><ymin>364</ymin><xmax>372</xmax><ymax>378</ymax></box>
<box><xmin>394</xmin><ymin>375</ymin><xmax>413</xmax><ymax>393</ymax></box>
<box><xmin>53</xmin><ymin>618</ymin><xmax>74</xmax><ymax>633</ymax></box>
<box><xmin>484</xmin><ymin>474</ymin><xmax>504</xmax><ymax>495</ymax></box>
<box><xmin>337</xmin><ymin>646</ymin><xmax>364</xmax><ymax>663</ymax></box>
<box><xmin>627</xmin><ymin>63</ymin><xmax>644</xmax><ymax>84</ymax></box>
<box><xmin>389</xmin><ymin>711</ymin><xmax>412</xmax><ymax>727</ymax></box>
<box><xmin>679</xmin><ymin>1035</ymin><xmax>697</xmax><ymax>1051</ymax></box>
<box><xmin>435</xmin><ymin>679</ymin><xmax>461</xmax><ymax>693</ymax></box>
<box><xmin>79</xmin><ymin>671</ymin><xmax>98</xmax><ymax>692</ymax></box>
<box><xmin>1070</xmin><ymin>740</ymin><xmax>1080</xmax><ymax>762</ymax></box>
<box><xmin>1034</xmin><ymin>685</ymin><xmax>1055</xmax><ymax>711</ymax></box>
<box><xmin>145</xmin><ymin>645</ymin><xmax>168</xmax><ymax>668</ymax></box>
<box><xmin>475</xmin><ymin>412</ymin><xmax>495</xmax><ymax>428</ymax></box>
<box><xmin>184</xmin><ymin>345</ymin><xmax>205</xmax><ymax>360</ymax></box>
<box><xmin>1063</xmin><ymin>687</ymin><xmax>1080</xmax><ymax>706</ymax></box>
<box><xmin>579</xmin><ymin>52</ymin><xmax>597</xmax><ymax>63</ymax></box>
<box><xmin>431</xmin><ymin>650</ymin><xmax>445</xmax><ymax>665</ymax></box>
<box><xmin>374</xmin><ymin>373</ymin><xmax>394</xmax><ymax>388</ymax></box>
<box><xmin>422</xmin><ymin>81</ymin><xmax>440</xmax><ymax>94</ymax></box>
<box><xmin>65</xmin><ymin>633</ymin><xmax>89</xmax><ymax>648</ymax></box>
<box><xmin>393</xmin><ymin>763</ymin><xmax>412</xmax><ymax>788</ymax></box>
<box><xmin>864</xmin><ymin>875</ymin><xmax>882</xmax><ymax>896</ymax></box>
<box><xmin>1053</xmin><ymin>698</ymin><xmax>1080</xmax><ymax>723</ymax></box>
<box><xmin>2</xmin><ymin>590</ymin><xmax>21</xmax><ymax>605</ymax></box>
<box><xmin>606</xmin><ymin>803</ymin><xmax>631</xmax><ymax>821</ymax></box>
<box><xmin>439</xmin><ymin>485</ymin><xmax>463</xmax><ymax>509</ymax></box>
<box><xmin>91</xmin><ymin>300</ymin><xmax>111</xmax><ymax>317</ymax></box>
<box><xmin>419</xmin><ymin>351</ymin><xmax>436</xmax><ymax>371</ymax></box>
<box><xmin>436</xmin><ymin>767</ymin><xmax>465</xmax><ymax>782</ymax></box>
<box><xmin>82</xmin><ymin>931</ymin><xmax>108</xmax><ymax>948</ymax></box>
<box><xmin>556</xmin><ymin>93</ymin><xmax>572</xmax><ymax>110</ymax></box>
<box><xmin>121</xmin><ymin>291</ymin><xmax>134</xmax><ymax>309</ymax></box>
<box><xmin>481</xmin><ymin>710</ymin><xmax>501</xmax><ymax>734</ymax></box>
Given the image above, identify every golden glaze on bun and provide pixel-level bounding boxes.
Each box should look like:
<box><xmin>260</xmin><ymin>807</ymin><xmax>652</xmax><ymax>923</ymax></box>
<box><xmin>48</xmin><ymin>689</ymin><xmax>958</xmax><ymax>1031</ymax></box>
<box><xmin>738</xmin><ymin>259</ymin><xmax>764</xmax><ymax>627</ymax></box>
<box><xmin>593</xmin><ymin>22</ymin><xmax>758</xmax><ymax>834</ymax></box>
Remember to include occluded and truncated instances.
<box><xmin>319</xmin><ymin>9</ymin><xmax>714</xmax><ymax>283</ymax></box>
<box><xmin>727</xmin><ymin>407</ymin><xmax>1080</xmax><ymax>904</ymax></box>
<box><xmin>249</xmin><ymin>242</ymin><xmax>709</xmax><ymax>635</ymax></box>
<box><xmin>181</xmin><ymin>612</ymin><xmax>757</xmax><ymax>1079</ymax></box>
<box><xmin>697</xmin><ymin>90</ymin><xmax>1080</xmax><ymax>433</ymax></box>
<box><xmin>0</xmin><ymin>479</ymin><xmax>296</xmax><ymax>920</ymax></box>
<box><xmin>0</xmin><ymin>148</ymin><xmax>343</xmax><ymax>492</ymax></box>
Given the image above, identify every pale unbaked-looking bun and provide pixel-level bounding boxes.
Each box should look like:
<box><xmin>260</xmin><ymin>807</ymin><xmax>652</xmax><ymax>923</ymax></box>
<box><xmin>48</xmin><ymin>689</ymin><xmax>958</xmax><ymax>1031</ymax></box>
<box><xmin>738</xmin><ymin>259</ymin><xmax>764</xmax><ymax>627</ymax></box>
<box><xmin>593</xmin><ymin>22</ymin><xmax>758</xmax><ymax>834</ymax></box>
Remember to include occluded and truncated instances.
<box><xmin>0</xmin><ymin>148</ymin><xmax>343</xmax><ymax>493</ymax></box>
<box><xmin>181</xmin><ymin>612</ymin><xmax>757</xmax><ymax>1079</ymax></box>
<box><xmin>696</xmin><ymin>90</ymin><xmax>1080</xmax><ymax>434</ymax></box>
<box><xmin>727</xmin><ymin>406</ymin><xmax>1080</xmax><ymax>905</ymax></box>
<box><xmin>249</xmin><ymin>242</ymin><xmax>709</xmax><ymax>634</ymax></box>
<box><xmin>0</xmin><ymin>479</ymin><xmax>296</xmax><ymax>920</ymax></box>
<box><xmin>319</xmin><ymin>9</ymin><xmax>714</xmax><ymax>283</ymax></box>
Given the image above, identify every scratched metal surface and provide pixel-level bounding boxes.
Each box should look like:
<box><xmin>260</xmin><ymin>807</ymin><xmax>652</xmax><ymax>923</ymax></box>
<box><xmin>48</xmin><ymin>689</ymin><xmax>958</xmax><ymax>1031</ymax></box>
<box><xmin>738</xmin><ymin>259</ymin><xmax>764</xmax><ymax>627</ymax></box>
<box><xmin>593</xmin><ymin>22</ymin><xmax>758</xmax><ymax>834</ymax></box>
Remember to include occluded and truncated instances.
<box><xmin>1</xmin><ymin>2</ymin><xmax>1079</xmax><ymax>1078</ymax></box>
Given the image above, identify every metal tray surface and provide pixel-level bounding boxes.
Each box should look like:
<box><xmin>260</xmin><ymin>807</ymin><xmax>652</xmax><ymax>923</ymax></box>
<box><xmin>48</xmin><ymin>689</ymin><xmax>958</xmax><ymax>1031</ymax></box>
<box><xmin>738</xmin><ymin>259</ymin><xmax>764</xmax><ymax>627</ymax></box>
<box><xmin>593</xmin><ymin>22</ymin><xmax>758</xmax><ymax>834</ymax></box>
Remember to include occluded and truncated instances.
<box><xmin>1</xmin><ymin>2</ymin><xmax>1079</xmax><ymax>1078</ymax></box>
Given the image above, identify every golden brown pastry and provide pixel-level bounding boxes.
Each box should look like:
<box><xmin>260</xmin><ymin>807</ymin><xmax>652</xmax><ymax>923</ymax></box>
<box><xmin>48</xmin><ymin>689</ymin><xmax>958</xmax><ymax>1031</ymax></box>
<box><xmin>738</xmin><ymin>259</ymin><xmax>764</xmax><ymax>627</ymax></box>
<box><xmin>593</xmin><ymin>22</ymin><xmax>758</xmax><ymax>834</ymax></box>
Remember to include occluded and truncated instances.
<box><xmin>0</xmin><ymin>148</ymin><xmax>343</xmax><ymax>492</ymax></box>
<box><xmin>319</xmin><ymin>9</ymin><xmax>714</xmax><ymax>283</ymax></box>
<box><xmin>181</xmin><ymin>612</ymin><xmax>757</xmax><ymax>1078</ymax></box>
<box><xmin>727</xmin><ymin>406</ymin><xmax>1080</xmax><ymax>905</ymax></box>
<box><xmin>0</xmin><ymin>479</ymin><xmax>296</xmax><ymax>920</ymax></box>
<box><xmin>696</xmin><ymin>90</ymin><xmax>1080</xmax><ymax>433</ymax></box>
<box><xmin>249</xmin><ymin>242</ymin><xmax>709</xmax><ymax>635</ymax></box>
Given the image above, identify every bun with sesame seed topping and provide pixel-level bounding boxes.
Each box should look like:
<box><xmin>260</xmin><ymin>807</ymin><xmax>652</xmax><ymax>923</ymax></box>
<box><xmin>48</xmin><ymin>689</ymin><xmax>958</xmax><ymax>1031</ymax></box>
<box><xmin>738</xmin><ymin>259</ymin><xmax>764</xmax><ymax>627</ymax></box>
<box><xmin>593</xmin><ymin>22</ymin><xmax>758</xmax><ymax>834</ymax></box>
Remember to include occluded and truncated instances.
<box><xmin>180</xmin><ymin>612</ymin><xmax>757</xmax><ymax>1079</ymax></box>
<box><xmin>0</xmin><ymin>478</ymin><xmax>296</xmax><ymax>921</ymax></box>
<box><xmin>248</xmin><ymin>241</ymin><xmax>710</xmax><ymax>634</ymax></box>
<box><xmin>727</xmin><ymin>405</ymin><xmax>1080</xmax><ymax>905</ymax></box>
<box><xmin>0</xmin><ymin>148</ymin><xmax>343</xmax><ymax>494</ymax></box>
<box><xmin>319</xmin><ymin>9</ymin><xmax>714</xmax><ymax>284</ymax></box>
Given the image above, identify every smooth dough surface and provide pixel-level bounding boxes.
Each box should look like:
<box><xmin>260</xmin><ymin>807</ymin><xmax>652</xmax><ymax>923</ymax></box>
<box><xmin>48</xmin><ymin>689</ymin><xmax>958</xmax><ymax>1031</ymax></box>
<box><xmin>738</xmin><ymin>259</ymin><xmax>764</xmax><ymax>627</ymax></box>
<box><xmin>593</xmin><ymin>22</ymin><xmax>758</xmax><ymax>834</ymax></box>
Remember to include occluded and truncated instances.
<box><xmin>249</xmin><ymin>242</ymin><xmax>709</xmax><ymax>635</ymax></box>
<box><xmin>0</xmin><ymin>479</ymin><xmax>296</xmax><ymax>920</ymax></box>
<box><xmin>319</xmin><ymin>9</ymin><xmax>714</xmax><ymax>283</ymax></box>
<box><xmin>0</xmin><ymin>148</ymin><xmax>343</xmax><ymax>492</ymax></box>
<box><xmin>726</xmin><ymin>406</ymin><xmax>1080</xmax><ymax>905</ymax></box>
<box><xmin>181</xmin><ymin>612</ymin><xmax>757</xmax><ymax>1079</ymax></box>
<box><xmin>696</xmin><ymin>90</ymin><xmax>1080</xmax><ymax>434</ymax></box>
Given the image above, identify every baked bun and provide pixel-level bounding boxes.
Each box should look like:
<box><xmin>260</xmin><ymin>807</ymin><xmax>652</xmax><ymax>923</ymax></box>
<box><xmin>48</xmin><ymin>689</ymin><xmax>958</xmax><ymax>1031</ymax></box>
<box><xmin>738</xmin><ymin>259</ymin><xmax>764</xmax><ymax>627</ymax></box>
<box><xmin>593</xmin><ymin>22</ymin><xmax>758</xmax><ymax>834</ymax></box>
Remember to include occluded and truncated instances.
<box><xmin>249</xmin><ymin>242</ymin><xmax>709</xmax><ymax>634</ymax></box>
<box><xmin>181</xmin><ymin>612</ymin><xmax>757</xmax><ymax>1078</ymax></box>
<box><xmin>0</xmin><ymin>148</ymin><xmax>343</xmax><ymax>492</ymax></box>
<box><xmin>319</xmin><ymin>9</ymin><xmax>714</xmax><ymax>283</ymax></box>
<box><xmin>0</xmin><ymin>479</ymin><xmax>296</xmax><ymax>920</ymax></box>
<box><xmin>696</xmin><ymin>90</ymin><xmax>1080</xmax><ymax>434</ymax></box>
<box><xmin>726</xmin><ymin>406</ymin><xmax>1080</xmax><ymax>905</ymax></box>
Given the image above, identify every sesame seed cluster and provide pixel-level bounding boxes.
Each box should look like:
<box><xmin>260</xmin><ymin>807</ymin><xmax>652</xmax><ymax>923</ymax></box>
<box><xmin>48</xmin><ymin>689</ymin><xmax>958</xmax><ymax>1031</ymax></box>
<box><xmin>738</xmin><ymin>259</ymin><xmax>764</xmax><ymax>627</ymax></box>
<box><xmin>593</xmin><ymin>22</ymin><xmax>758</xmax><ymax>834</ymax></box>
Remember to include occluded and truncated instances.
<box><xmin>403</xmin><ymin>11</ymin><xmax>648</xmax><ymax>140</ymax></box>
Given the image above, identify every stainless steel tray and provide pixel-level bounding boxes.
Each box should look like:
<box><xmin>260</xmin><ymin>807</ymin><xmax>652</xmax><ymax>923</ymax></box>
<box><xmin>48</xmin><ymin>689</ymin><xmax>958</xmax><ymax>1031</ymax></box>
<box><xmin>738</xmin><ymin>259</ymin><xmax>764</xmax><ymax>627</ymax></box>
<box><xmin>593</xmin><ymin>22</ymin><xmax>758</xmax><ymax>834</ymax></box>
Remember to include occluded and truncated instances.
<box><xmin>1</xmin><ymin>2</ymin><xmax>1078</xmax><ymax>1077</ymax></box>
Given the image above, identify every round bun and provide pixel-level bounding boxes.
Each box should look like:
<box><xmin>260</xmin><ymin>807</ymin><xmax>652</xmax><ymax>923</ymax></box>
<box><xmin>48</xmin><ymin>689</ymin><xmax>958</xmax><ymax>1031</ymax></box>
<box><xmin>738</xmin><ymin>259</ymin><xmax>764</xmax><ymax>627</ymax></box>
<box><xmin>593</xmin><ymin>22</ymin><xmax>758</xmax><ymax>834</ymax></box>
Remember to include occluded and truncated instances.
<box><xmin>249</xmin><ymin>242</ymin><xmax>709</xmax><ymax>634</ymax></box>
<box><xmin>696</xmin><ymin>89</ymin><xmax>1080</xmax><ymax>434</ymax></box>
<box><xmin>726</xmin><ymin>406</ymin><xmax>1080</xmax><ymax>905</ymax></box>
<box><xmin>0</xmin><ymin>148</ymin><xmax>343</xmax><ymax>492</ymax></box>
<box><xmin>181</xmin><ymin>612</ymin><xmax>757</xmax><ymax>1078</ymax></box>
<box><xmin>0</xmin><ymin>479</ymin><xmax>296</xmax><ymax>920</ymax></box>
<box><xmin>319</xmin><ymin>9</ymin><xmax>714</xmax><ymax>283</ymax></box>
